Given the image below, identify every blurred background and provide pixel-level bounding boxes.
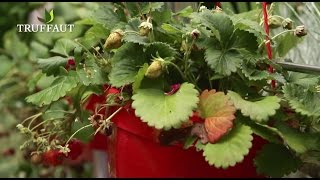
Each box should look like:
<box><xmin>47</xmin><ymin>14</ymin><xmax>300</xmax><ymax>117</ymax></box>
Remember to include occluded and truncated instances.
<box><xmin>0</xmin><ymin>2</ymin><xmax>319</xmax><ymax>178</ymax></box>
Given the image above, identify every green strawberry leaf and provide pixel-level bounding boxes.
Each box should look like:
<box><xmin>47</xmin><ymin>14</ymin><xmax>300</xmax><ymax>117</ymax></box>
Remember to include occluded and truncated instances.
<box><xmin>26</xmin><ymin>71</ymin><xmax>79</xmax><ymax>107</ymax></box>
<box><xmin>28</xmin><ymin>41</ymin><xmax>50</xmax><ymax>62</ymax></box>
<box><xmin>123</xmin><ymin>33</ymin><xmax>149</xmax><ymax>45</ymax></box>
<box><xmin>275</xmin><ymin>32</ymin><xmax>302</xmax><ymax>57</ymax></box>
<box><xmin>71</xmin><ymin>114</ymin><xmax>94</xmax><ymax>143</ymax></box>
<box><xmin>50</xmin><ymin>38</ymin><xmax>79</xmax><ymax>57</ymax></box>
<box><xmin>109</xmin><ymin>43</ymin><xmax>147</xmax><ymax>87</ymax></box>
<box><xmin>77</xmin><ymin>54</ymin><xmax>108</xmax><ymax>86</ymax></box>
<box><xmin>123</xmin><ymin>18</ymin><xmax>149</xmax><ymax>45</ymax></box>
<box><xmin>230</xmin><ymin>17</ymin><xmax>266</xmax><ymax>39</ymax></box>
<box><xmin>198</xmin><ymin>90</ymin><xmax>236</xmax><ymax>143</ymax></box>
<box><xmin>287</xmin><ymin>72</ymin><xmax>320</xmax><ymax>88</ymax></box>
<box><xmin>183</xmin><ymin>135</ymin><xmax>198</xmax><ymax>149</ymax></box>
<box><xmin>152</xmin><ymin>9</ymin><xmax>172</xmax><ymax>25</ymax></box>
<box><xmin>283</xmin><ymin>83</ymin><xmax>320</xmax><ymax>118</ymax></box>
<box><xmin>196</xmin><ymin>10</ymin><xmax>234</xmax><ymax>47</ymax></box>
<box><xmin>174</xmin><ymin>6</ymin><xmax>193</xmax><ymax>17</ymax></box>
<box><xmin>203</xmin><ymin>122</ymin><xmax>253</xmax><ymax>168</ymax></box>
<box><xmin>254</xmin><ymin>143</ymin><xmax>301</xmax><ymax>178</ymax></box>
<box><xmin>80</xmin><ymin>24</ymin><xmax>110</xmax><ymax>49</ymax></box>
<box><xmin>132</xmin><ymin>63</ymin><xmax>149</xmax><ymax>94</ymax></box>
<box><xmin>91</xmin><ymin>3</ymin><xmax>122</xmax><ymax>30</ymax></box>
<box><xmin>132</xmin><ymin>83</ymin><xmax>199</xmax><ymax>130</ymax></box>
<box><xmin>141</xmin><ymin>2</ymin><xmax>164</xmax><ymax>14</ymax></box>
<box><xmin>238</xmin><ymin>114</ymin><xmax>281</xmax><ymax>144</ymax></box>
<box><xmin>145</xmin><ymin>42</ymin><xmax>177</xmax><ymax>59</ymax></box>
<box><xmin>38</xmin><ymin>56</ymin><xmax>68</xmax><ymax>76</ymax></box>
<box><xmin>205</xmin><ymin>48</ymin><xmax>242</xmax><ymax>76</ymax></box>
<box><xmin>161</xmin><ymin>23</ymin><xmax>183</xmax><ymax>35</ymax></box>
<box><xmin>231</xmin><ymin>29</ymin><xmax>258</xmax><ymax>52</ymax></box>
<box><xmin>275</xmin><ymin>121</ymin><xmax>320</xmax><ymax>153</ymax></box>
<box><xmin>241</xmin><ymin>63</ymin><xmax>270</xmax><ymax>81</ymax></box>
<box><xmin>227</xmin><ymin>91</ymin><xmax>281</xmax><ymax>122</ymax></box>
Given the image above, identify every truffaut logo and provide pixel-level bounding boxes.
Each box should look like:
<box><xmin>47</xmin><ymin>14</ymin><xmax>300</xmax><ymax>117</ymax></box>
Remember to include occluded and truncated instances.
<box><xmin>17</xmin><ymin>8</ymin><xmax>75</xmax><ymax>33</ymax></box>
<box><xmin>37</xmin><ymin>9</ymin><xmax>55</xmax><ymax>24</ymax></box>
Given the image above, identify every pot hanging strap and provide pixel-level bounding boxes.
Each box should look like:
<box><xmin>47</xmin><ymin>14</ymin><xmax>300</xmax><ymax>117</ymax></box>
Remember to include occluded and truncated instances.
<box><xmin>262</xmin><ymin>2</ymin><xmax>276</xmax><ymax>89</ymax></box>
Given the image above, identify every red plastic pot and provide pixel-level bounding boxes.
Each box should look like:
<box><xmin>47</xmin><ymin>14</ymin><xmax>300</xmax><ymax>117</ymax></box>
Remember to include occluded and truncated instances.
<box><xmin>106</xmin><ymin>107</ymin><xmax>267</xmax><ymax>178</ymax></box>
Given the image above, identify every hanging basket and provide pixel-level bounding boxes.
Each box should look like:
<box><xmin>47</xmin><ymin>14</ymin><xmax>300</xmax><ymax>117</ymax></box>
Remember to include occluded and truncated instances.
<box><xmin>104</xmin><ymin>107</ymin><xmax>266</xmax><ymax>178</ymax></box>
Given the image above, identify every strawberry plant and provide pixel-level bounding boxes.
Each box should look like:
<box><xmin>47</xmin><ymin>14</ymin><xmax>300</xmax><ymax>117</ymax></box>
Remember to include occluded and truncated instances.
<box><xmin>17</xmin><ymin>2</ymin><xmax>320</xmax><ymax>178</ymax></box>
<box><xmin>0</xmin><ymin>2</ymin><xmax>97</xmax><ymax>177</ymax></box>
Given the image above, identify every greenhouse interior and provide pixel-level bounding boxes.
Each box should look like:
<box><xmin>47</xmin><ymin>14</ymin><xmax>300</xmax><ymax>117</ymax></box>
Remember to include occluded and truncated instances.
<box><xmin>1</xmin><ymin>2</ymin><xmax>320</xmax><ymax>178</ymax></box>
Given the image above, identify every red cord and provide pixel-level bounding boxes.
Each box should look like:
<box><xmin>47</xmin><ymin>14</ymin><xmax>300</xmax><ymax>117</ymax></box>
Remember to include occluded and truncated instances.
<box><xmin>261</xmin><ymin>2</ymin><xmax>276</xmax><ymax>89</ymax></box>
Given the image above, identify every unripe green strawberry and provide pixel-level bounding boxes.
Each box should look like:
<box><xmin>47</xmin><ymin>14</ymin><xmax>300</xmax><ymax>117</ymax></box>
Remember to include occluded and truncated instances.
<box><xmin>139</xmin><ymin>21</ymin><xmax>153</xmax><ymax>36</ymax></box>
<box><xmin>145</xmin><ymin>58</ymin><xmax>164</xmax><ymax>79</ymax></box>
<box><xmin>282</xmin><ymin>18</ymin><xmax>293</xmax><ymax>30</ymax></box>
<box><xmin>104</xmin><ymin>29</ymin><xmax>124</xmax><ymax>49</ymax></box>
<box><xmin>268</xmin><ymin>16</ymin><xmax>283</xmax><ymax>29</ymax></box>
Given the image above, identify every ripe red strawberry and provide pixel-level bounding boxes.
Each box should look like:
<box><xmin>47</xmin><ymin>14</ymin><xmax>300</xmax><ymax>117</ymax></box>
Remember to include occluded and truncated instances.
<box><xmin>66</xmin><ymin>58</ymin><xmax>76</xmax><ymax>71</ymax></box>
<box><xmin>106</xmin><ymin>87</ymin><xmax>120</xmax><ymax>95</ymax></box>
<box><xmin>42</xmin><ymin>149</ymin><xmax>64</xmax><ymax>166</ymax></box>
<box><xmin>66</xmin><ymin>139</ymin><xmax>84</xmax><ymax>160</ymax></box>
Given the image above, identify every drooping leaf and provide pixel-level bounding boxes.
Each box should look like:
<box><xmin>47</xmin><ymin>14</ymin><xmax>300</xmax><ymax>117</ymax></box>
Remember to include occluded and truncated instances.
<box><xmin>198</xmin><ymin>90</ymin><xmax>236</xmax><ymax>143</ymax></box>
<box><xmin>254</xmin><ymin>143</ymin><xmax>301</xmax><ymax>178</ymax></box>
<box><xmin>203</xmin><ymin>123</ymin><xmax>253</xmax><ymax>168</ymax></box>
<box><xmin>275</xmin><ymin>121</ymin><xmax>320</xmax><ymax>153</ymax></box>
<box><xmin>38</xmin><ymin>56</ymin><xmax>68</xmax><ymax>76</ymax></box>
<box><xmin>50</xmin><ymin>38</ymin><xmax>79</xmax><ymax>57</ymax></box>
<box><xmin>132</xmin><ymin>83</ymin><xmax>199</xmax><ymax>130</ymax></box>
<box><xmin>227</xmin><ymin>91</ymin><xmax>281</xmax><ymax>122</ymax></box>
<box><xmin>283</xmin><ymin>83</ymin><xmax>320</xmax><ymax>118</ymax></box>
<box><xmin>132</xmin><ymin>63</ymin><xmax>149</xmax><ymax>94</ymax></box>
<box><xmin>26</xmin><ymin>71</ymin><xmax>79</xmax><ymax>107</ymax></box>
<box><xmin>109</xmin><ymin>43</ymin><xmax>147</xmax><ymax>87</ymax></box>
